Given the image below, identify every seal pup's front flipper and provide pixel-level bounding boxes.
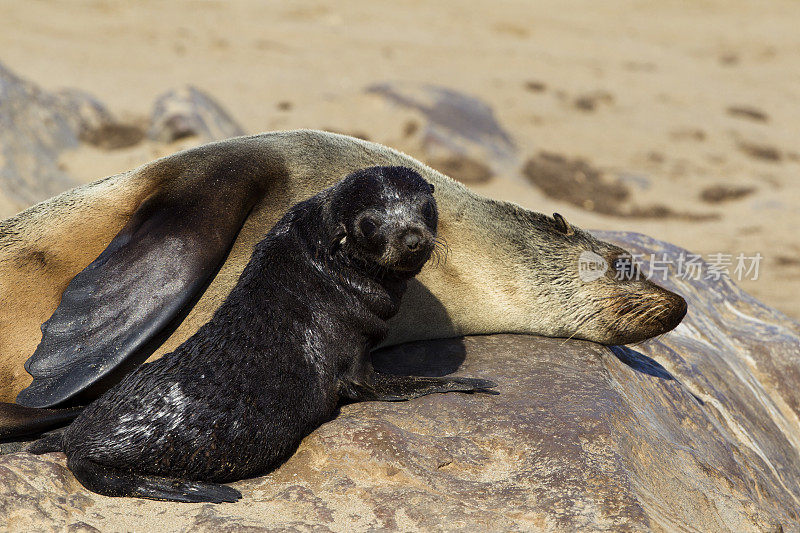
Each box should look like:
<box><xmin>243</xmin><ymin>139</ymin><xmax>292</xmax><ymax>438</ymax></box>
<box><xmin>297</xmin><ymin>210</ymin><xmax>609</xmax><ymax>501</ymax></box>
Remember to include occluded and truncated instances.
<box><xmin>0</xmin><ymin>402</ymin><xmax>82</xmax><ymax>440</ymax></box>
<box><xmin>25</xmin><ymin>429</ymin><xmax>65</xmax><ymax>454</ymax></box>
<box><xmin>67</xmin><ymin>456</ymin><xmax>242</xmax><ymax>503</ymax></box>
<box><xmin>346</xmin><ymin>374</ymin><xmax>497</xmax><ymax>402</ymax></box>
<box><xmin>18</xmin><ymin>152</ymin><xmax>268</xmax><ymax>409</ymax></box>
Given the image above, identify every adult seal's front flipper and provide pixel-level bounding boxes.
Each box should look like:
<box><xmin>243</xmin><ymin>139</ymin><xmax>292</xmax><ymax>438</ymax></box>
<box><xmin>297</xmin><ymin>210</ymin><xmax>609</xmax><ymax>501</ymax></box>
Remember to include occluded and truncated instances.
<box><xmin>17</xmin><ymin>146</ymin><xmax>271</xmax><ymax>408</ymax></box>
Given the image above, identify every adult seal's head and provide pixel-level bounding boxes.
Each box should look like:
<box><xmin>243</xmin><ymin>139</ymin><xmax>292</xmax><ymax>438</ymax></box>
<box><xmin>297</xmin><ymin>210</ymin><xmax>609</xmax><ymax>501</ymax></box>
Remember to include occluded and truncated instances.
<box><xmin>500</xmin><ymin>211</ymin><xmax>687</xmax><ymax>345</ymax></box>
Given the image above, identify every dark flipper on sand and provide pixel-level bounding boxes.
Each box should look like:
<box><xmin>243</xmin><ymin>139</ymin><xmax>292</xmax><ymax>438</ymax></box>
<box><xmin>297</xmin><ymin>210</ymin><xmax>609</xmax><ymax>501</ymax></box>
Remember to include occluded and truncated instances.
<box><xmin>0</xmin><ymin>402</ymin><xmax>82</xmax><ymax>440</ymax></box>
<box><xmin>18</xmin><ymin>147</ymin><xmax>272</xmax><ymax>408</ymax></box>
<box><xmin>67</xmin><ymin>456</ymin><xmax>242</xmax><ymax>503</ymax></box>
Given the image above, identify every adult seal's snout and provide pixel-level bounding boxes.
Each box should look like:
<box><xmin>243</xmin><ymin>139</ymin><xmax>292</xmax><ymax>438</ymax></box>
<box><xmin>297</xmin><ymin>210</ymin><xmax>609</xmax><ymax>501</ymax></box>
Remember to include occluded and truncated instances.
<box><xmin>662</xmin><ymin>293</ymin><xmax>688</xmax><ymax>329</ymax></box>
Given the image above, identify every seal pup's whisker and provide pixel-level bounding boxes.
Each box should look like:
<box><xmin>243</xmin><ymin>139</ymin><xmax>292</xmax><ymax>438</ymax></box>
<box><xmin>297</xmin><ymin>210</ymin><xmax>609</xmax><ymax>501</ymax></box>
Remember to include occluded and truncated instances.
<box><xmin>429</xmin><ymin>236</ymin><xmax>450</xmax><ymax>268</ymax></box>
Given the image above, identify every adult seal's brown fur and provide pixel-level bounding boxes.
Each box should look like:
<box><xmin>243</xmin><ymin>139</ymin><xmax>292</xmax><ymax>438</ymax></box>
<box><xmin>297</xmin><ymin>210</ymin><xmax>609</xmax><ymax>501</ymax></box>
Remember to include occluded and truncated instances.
<box><xmin>0</xmin><ymin>130</ymin><xmax>685</xmax><ymax>417</ymax></box>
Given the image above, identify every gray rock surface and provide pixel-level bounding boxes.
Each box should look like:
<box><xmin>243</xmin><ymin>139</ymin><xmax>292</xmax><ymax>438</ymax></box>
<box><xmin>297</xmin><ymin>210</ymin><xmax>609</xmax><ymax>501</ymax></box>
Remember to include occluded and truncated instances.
<box><xmin>148</xmin><ymin>86</ymin><xmax>245</xmax><ymax>143</ymax></box>
<box><xmin>1</xmin><ymin>231</ymin><xmax>799</xmax><ymax>532</ymax></box>
<box><xmin>367</xmin><ymin>82</ymin><xmax>517</xmax><ymax>184</ymax></box>
<box><xmin>0</xmin><ymin>63</ymin><xmax>111</xmax><ymax>210</ymax></box>
<box><xmin>0</xmin><ymin>65</ymin><xmax>245</xmax><ymax>216</ymax></box>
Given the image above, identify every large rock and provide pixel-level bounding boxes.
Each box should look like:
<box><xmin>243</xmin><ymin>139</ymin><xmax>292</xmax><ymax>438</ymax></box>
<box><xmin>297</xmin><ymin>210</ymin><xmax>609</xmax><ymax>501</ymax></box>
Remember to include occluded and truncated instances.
<box><xmin>1</xmin><ymin>232</ymin><xmax>799</xmax><ymax>531</ymax></box>
<box><xmin>148</xmin><ymin>86</ymin><xmax>245</xmax><ymax>143</ymax></box>
<box><xmin>0</xmin><ymin>63</ymin><xmax>110</xmax><ymax>211</ymax></box>
<box><xmin>367</xmin><ymin>82</ymin><xmax>517</xmax><ymax>184</ymax></box>
<box><xmin>0</xmin><ymin>63</ymin><xmax>148</xmax><ymax>216</ymax></box>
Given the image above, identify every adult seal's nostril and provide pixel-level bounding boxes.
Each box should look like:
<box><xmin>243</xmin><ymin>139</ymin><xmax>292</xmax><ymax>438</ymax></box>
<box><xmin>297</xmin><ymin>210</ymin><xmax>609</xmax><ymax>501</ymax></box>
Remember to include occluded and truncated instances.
<box><xmin>403</xmin><ymin>231</ymin><xmax>422</xmax><ymax>252</ymax></box>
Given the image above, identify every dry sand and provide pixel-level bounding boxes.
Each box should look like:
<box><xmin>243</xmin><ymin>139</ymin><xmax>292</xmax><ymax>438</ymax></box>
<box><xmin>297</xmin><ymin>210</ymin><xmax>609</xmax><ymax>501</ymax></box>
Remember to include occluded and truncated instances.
<box><xmin>1</xmin><ymin>0</ymin><xmax>798</xmax><ymax>319</ymax></box>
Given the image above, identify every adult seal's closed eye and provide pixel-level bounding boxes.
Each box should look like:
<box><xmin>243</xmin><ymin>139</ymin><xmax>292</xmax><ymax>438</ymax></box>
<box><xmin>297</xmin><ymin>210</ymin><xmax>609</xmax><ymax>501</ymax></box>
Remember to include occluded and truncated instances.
<box><xmin>0</xmin><ymin>130</ymin><xmax>686</xmax><ymax>434</ymax></box>
<box><xmin>27</xmin><ymin>166</ymin><xmax>495</xmax><ymax>503</ymax></box>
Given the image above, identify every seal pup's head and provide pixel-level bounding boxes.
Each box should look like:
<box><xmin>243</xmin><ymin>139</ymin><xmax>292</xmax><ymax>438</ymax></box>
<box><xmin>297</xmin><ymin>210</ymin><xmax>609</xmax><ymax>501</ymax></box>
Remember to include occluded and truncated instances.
<box><xmin>327</xmin><ymin>166</ymin><xmax>438</xmax><ymax>277</ymax></box>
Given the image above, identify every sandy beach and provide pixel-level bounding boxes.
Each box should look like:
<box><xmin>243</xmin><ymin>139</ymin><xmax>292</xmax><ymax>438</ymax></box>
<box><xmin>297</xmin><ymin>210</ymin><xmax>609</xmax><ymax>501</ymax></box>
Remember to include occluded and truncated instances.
<box><xmin>1</xmin><ymin>0</ymin><xmax>798</xmax><ymax>319</ymax></box>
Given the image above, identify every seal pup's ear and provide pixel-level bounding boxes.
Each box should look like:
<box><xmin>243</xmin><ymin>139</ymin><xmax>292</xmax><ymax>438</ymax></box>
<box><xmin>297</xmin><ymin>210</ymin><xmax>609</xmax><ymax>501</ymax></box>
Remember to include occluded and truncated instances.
<box><xmin>552</xmin><ymin>213</ymin><xmax>574</xmax><ymax>236</ymax></box>
<box><xmin>17</xmin><ymin>167</ymin><xmax>266</xmax><ymax>409</ymax></box>
<box><xmin>428</xmin><ymin>183</ymin><xmax>435</xmax><ymax>194</ymax></box>
<box><xmin>329</xmin><ymin>223</ymin><xmax>347</xmax><ymax>257</ymax></box>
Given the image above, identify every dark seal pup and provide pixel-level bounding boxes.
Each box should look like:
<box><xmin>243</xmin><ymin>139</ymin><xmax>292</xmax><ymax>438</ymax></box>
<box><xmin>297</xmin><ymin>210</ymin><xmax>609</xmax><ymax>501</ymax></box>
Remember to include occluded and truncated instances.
<box><xmin>28</xmin><ymin>166</ymin><xmax>495</xmax><ymax>503</ymax></box>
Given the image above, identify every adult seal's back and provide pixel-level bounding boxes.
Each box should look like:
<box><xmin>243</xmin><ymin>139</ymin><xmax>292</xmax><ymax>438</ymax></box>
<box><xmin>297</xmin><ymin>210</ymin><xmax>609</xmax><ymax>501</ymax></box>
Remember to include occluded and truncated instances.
<box><xmin>0</xmin><ymin>131</ymin><xmax>685</xmax><ymax>418</ymax></box>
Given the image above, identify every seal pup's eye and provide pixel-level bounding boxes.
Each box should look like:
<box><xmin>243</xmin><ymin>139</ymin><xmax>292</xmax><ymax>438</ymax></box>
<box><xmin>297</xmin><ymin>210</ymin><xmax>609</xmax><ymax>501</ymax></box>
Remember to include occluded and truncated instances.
<box><xmin>552</xmin><ymin>213</ymin><xmax>574</xmax><ymax>236</ymax></box>
<box><xmin>359</xmin><ymin>216</ymin><xmax>379</xmax><ymax>238</ymax></box>
<box><xmin>428</xmin><ymin>183</ymin><xmax>435</xmax><ymax>194</ymax></box>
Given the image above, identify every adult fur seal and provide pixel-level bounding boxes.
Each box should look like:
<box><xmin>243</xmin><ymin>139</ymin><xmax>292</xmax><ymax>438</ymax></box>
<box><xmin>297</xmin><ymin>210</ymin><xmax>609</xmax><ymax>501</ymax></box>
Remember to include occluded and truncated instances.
<box><xmin>28</xmin><ymin>166</ymin><xmax>495</xmax><ymax>503</ymax></box>
<box><xmin>0</xmin><ymin>130</ymin><xmax>685</xmax><ymax>431</ymax></box>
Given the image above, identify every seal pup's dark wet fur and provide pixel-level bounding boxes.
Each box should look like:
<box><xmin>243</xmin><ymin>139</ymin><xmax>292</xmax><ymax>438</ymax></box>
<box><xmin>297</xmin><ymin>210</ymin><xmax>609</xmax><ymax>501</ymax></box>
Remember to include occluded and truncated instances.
<box><xmin>28</xmin><ymin>166</ymin><xmax>495</xmax><ymax>503</ymax></box>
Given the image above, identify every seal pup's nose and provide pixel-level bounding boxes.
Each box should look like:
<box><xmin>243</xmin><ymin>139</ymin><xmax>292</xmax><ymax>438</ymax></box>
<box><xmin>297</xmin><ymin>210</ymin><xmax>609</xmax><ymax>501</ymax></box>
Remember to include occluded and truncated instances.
<box><xmin>403</xmin><ymin>231</ymin><xmax>422</xmax><ymax>252</ymax></box>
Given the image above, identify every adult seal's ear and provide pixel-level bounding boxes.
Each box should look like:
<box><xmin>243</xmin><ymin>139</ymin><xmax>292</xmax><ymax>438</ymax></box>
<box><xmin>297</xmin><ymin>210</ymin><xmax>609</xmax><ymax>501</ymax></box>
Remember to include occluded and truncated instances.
<box><xmin>552</xmin><ymin>212</ymin><xmax>574</xmax><ymax>236</ymax></box>
<box><xmin>17</xmin><ymin>153</ymin><xmax>269</xmax><ymax>408</ymax></box>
